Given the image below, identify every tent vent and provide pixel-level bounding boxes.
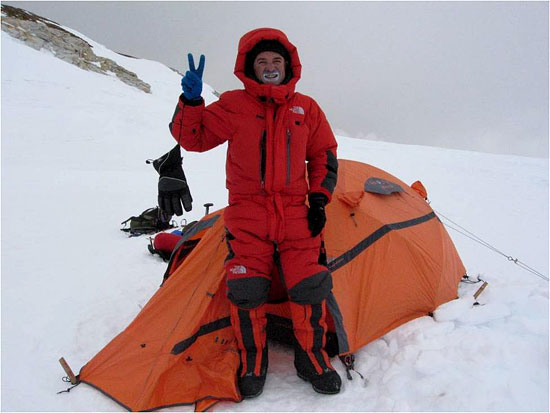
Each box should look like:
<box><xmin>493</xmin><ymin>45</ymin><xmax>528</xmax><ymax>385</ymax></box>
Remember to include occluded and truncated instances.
<box><xmin>364</xmin><ymin>177</ymin><xmax>404</xmax><ymax>195</ymax></box>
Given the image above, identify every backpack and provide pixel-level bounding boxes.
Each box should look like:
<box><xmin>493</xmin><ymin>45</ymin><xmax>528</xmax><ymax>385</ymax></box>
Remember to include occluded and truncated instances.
<box><xmin>121</xmin><ymin>207</ymin><xmax>174</xmax><ymax>237</ymax></box>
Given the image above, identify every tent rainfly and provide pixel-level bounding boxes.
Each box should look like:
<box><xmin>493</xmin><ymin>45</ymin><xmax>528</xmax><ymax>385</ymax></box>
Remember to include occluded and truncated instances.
<box><xmin>76</xmin><ymin>159</ymin><xmax>466</xmax><ymax>411</ymax></box>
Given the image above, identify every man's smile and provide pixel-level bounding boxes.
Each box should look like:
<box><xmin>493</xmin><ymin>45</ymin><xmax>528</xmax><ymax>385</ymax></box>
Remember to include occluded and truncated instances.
<box><xmin>262</xmin><ymin>70</ymin><xmax>281</xmax><ymax>83</ymax></box>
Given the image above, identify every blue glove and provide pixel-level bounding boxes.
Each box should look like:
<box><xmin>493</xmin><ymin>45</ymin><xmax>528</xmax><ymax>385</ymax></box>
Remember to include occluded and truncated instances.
<box><xmin>181</xmin><ymin>53</ymin><xmax>205</xmax><ymax>101</ymax></box>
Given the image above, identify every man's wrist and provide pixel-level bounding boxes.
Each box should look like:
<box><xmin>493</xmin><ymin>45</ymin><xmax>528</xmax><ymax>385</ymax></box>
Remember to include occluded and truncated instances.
<box><xmin>180</xmin><ymin>94</ymin><xmax>204</xmax><ymax>106</ymax></box>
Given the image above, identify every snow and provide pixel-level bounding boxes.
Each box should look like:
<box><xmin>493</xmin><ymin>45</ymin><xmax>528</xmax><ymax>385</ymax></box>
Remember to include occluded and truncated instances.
<box><xmin>2</xmin><ymin>26</ymin><xmax>549</xmax><ymax>412</ymax></box>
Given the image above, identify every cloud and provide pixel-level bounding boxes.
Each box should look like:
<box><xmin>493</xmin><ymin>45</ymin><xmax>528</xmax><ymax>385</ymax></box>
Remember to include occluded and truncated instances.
<box><xmin>6</xmin><ymin>1</ymin><xmax>549</xmax><ymax>158</ymax></box>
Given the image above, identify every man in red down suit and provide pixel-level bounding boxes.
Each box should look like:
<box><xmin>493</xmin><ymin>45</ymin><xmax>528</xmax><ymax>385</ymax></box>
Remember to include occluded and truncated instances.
<box><xmin>169</xmin><ymin>27</ymin><xmax>341</xmax><ymax>398</ymax></box>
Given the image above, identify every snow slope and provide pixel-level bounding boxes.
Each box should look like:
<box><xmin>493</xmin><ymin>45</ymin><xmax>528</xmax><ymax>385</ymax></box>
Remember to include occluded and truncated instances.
<box><xmin>1</xmin><ymin>27</ymin><xmax>548</xmax><ymax>412</ymax></box>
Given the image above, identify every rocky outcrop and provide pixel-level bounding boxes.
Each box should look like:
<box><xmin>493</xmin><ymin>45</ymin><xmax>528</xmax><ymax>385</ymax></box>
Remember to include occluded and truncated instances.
<box><xmin>1</xmin><ymin>4</ymin><xmax>151</xmax><ymax>93</ymax></box>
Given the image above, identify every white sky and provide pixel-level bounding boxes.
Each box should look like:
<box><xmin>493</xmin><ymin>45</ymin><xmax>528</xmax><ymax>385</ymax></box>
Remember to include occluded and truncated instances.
<box><xmin>4</xmin><ymin>1</ymin><xmax>549</xmax><ymax>158</ymax></box>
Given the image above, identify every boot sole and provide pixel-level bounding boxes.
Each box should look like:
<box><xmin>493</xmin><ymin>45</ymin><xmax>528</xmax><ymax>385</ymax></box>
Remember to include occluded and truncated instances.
<box><xmin>297</xmin><ymin>372</ymin><xmax>341</xmax><ymax>395</ymax></box>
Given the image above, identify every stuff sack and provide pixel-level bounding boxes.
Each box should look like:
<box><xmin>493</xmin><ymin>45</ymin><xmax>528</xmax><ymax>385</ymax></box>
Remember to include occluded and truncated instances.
<box><xmin>148</xmin><ymin>231</ymin><xmax>183</xmax><ymax>261</ymax></box>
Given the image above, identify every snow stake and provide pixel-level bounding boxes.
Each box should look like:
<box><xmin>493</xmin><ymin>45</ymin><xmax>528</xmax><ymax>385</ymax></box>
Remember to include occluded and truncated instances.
<box><xmin>339</xmin><ymin>354</ymin><xmax>364</xmax><ymax>381</ymax></box>
<box><xmin>59</xmin><ymin>357</ymin><xmax>78</xmax><ymax>385</ymax></box>
<box><xmin>473</xmin><ymin>281</ymin><xmax>488</xmax><ymax>300</ymax></box>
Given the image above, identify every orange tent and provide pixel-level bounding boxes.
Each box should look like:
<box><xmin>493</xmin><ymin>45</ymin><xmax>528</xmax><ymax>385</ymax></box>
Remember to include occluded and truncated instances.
<box><xmin>78</xmin><ymin>159</ymin><xmax>465</xmax><ymax>411</ymax></box>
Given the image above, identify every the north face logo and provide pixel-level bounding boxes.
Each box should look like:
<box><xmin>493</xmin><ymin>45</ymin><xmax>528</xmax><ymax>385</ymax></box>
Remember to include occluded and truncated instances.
<box><xmin>229</xmin><ymin>265</ymin><xmax>247</xmax><ymax>275</ymax></box>
<box><xmin>289</xmin><ymin>106</ymin><xmax>305</xmax><ymax>115</ymax></box>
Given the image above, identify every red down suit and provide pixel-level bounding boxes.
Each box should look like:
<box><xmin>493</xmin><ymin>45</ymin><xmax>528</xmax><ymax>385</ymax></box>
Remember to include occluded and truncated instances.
<box><xmin>169</xmin><ymin>28</ymin><xmax>338</xmax><ymax>377</ymax></box>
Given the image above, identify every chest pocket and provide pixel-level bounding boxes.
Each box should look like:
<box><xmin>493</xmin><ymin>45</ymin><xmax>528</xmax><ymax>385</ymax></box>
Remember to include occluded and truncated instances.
<box><xmin>286</xmin><ymin>110</ymin><xmax>309</xmax><ymax>185</ymax></box>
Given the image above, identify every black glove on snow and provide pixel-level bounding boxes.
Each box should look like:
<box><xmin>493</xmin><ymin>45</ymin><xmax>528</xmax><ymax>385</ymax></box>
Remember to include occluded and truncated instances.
<box><xmin>150</xmin><ymin>145</ymin><xmax>193</xmax><ymax>216</ymax></box>
<box><xmin>307</xmin><ymin>193</ymin><xmax>328</xmax><ymax>237</ymax></box>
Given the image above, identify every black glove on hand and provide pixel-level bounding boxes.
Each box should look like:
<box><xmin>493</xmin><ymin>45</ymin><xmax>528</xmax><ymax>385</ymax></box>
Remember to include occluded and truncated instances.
<box><xmin>150</xmin><ymin>145</ymin><xmax>193</xmax><ymax>216</ymax></box>
<box><xmin>307</xmin><ymin>193</ymin><xmax>328</xmax><ymax>237</ymax></box>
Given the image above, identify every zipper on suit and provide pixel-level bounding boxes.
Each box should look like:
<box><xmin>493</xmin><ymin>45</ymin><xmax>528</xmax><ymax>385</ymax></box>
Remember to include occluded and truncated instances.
<box><xmin>286</xmin><ymin>129</ymin><xmax>291</xmax><ymax>185</ymax></box>
<box><xmin>260</xmin><ymin>130</ymin><xmax>267</xmax><ymax>189</ymax></box>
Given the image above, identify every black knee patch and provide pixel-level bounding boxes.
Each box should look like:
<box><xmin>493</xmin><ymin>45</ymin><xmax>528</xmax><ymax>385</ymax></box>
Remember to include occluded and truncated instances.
<box><xmin>227</xmin><ymin>276</ymin><xmax>271</xmax><ymax>309</ymax></box>
<box><xmin>288</xmin><ymin>271</ymin><xmax>333</xmax><ymax>305</ymax></box>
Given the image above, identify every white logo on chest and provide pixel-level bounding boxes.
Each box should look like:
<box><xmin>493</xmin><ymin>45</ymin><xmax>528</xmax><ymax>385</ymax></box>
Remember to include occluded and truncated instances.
<box><xmin>289</xmin><ymin>106</ymin><xmax>305</xmax><ymax>115</ymax></box>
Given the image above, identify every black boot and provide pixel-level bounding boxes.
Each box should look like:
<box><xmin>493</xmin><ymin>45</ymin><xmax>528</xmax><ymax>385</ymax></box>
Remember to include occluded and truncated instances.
<box><xmin>230</xmin><ymin>304</ymin><xmax>269</xmax><ymax>399</ymax></box>
<box><xmin>238</xmin><ymin>345</ymin><xmax>268</xmax><ymax>399</ymax></box>
<box><xmin>238</xmin><ymin>373</ymin><xmax>267</xmax><ymax>399</ymax></box>
<box><xmin>294</xmin><ymin>344</ymin><xmax>342</xmax><ymax>395</ymax></box>
<box><xmin>289</xmin><ymin>301</ymin><xmax>342</xmax><ymax>395</ymax></box>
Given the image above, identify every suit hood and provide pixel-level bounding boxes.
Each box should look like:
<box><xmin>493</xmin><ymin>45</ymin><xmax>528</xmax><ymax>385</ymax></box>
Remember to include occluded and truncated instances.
<box><xmin>234</xmin><ymin>28</ymin><xmax>302</xmax><ymax>103</ymax></box>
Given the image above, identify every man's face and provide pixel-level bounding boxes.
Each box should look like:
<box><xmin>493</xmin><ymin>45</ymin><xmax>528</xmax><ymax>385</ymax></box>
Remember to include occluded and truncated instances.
<box><xmin>253</xmin><ymin>51</ymin><xmax>286</xmax><ymax>85</ymax></box>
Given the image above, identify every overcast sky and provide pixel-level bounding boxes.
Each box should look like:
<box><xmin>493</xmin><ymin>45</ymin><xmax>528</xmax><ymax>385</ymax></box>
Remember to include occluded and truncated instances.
<box><xmin>5</xmin><ymin>1</ymin><xmax>549</xmax><ymax>158</ymax></box>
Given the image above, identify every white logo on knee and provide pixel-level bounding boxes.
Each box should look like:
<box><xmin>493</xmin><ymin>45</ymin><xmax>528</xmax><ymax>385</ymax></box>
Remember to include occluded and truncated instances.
<box><xmin>229</xmin><ymin>265</ymin><xmax>247</xmax><ymax>274</ymax></box>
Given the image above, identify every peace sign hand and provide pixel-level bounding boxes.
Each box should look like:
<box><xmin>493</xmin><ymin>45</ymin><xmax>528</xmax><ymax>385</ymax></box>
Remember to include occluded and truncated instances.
<box><xmin>188</xmin><ymin>53</ymin><xmax>205</xmax><ymax>79</ymax></box>
<box><xmin>181</xmin><ymin>53</ymin><xmax>205</xmax><ymax>101</ymax></box>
